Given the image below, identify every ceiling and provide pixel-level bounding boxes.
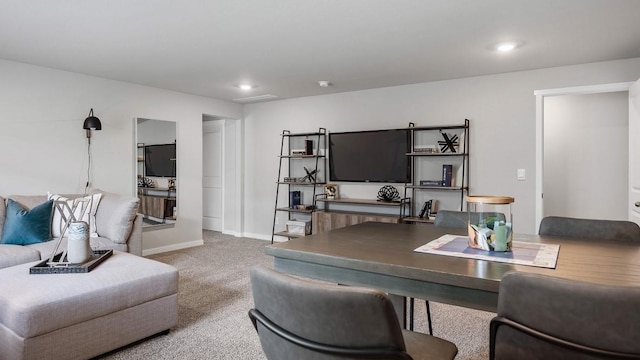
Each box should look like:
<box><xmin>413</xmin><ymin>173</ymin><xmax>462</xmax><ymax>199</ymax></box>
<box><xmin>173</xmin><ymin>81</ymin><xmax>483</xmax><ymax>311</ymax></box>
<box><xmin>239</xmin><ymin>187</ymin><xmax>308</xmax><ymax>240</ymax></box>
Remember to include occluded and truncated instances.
<box><xmin>1</xmin><ymin>0</ymin><xmax>639</xmax><ymax>103</ymax></box>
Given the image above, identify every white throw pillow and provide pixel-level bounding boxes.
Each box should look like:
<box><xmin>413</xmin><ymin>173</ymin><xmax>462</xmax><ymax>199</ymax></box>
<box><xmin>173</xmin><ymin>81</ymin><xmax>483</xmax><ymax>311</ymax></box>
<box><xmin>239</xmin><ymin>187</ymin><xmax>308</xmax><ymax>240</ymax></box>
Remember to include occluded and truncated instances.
<box><xmin>47</xmin><ymin>193</ymin><xmax>102</xmax><ymax>238</ymax></box>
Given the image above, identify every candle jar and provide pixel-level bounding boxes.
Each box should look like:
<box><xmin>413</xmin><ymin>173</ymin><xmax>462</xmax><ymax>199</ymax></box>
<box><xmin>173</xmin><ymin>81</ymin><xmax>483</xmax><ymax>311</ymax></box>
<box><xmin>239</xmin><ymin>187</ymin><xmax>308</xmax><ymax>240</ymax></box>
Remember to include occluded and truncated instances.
<box><xmin>467</xmin><ymin>196</ymin><xmax>514</xmax><ymax>252</ymax></box>
<box><xmin>67</xmin><ymin>221</ymin><xmax>91</xmax><ymax>263</ymax></box>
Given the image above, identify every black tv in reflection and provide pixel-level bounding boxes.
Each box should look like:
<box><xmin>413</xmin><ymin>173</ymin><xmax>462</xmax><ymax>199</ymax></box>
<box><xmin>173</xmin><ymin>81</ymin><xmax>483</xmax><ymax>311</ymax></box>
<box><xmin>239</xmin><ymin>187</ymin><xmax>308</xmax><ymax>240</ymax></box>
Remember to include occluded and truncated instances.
<box><xmin>329</xmin><ymin>129</ymin><xmax>410</xmax><ymax>183</ymax></box>
<box><xmin>144</xmin><ymin>144</ymin><xmax>176</xmax><ymax>178</ymax></box>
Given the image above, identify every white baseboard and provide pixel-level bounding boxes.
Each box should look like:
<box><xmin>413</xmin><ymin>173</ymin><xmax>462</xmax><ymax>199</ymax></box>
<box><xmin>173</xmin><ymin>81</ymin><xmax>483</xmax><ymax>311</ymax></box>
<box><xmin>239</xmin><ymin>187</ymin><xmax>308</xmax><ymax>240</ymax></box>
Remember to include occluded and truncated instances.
<box><xmin>143</xmin><ymin>239</ymin><xmax>204</xmax><ymax>256</ymax></box>
<box><xmin>203</xmin><ymin>217</ymin><xmax>221</xmax><ymax>231</ymax></box>
<box><xmin>242</xmin><ymin>232</ymin><xmax>272</xmax><ymax>242</ymax></box>
<box><xmin>241</xmin><ymin>232</ymin><xmax>291</xmax><ymax>242</ymax></box>
<box><xmin>222</xmin><ymin>230</ymin><xmax>243</xmax><ymax>237</ymax></box>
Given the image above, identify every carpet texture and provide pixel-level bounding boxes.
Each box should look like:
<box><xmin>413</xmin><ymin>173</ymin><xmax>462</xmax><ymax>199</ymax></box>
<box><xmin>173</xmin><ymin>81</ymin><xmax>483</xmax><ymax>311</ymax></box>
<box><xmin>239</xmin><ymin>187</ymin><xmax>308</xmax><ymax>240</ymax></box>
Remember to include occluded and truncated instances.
<box><xmin>98</xmin><ymin>231</ymin><xmax>493</xmax><ymax>359</ymax></box>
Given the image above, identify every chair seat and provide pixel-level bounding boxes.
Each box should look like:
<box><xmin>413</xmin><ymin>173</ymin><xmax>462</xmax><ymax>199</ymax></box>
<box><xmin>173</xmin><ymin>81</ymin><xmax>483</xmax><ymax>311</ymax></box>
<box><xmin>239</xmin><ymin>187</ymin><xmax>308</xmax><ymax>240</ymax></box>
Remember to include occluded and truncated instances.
<box><xmin>402</xmin><ymin>330</ymin><xmax>458</xmax><ymax>360</ymax></box>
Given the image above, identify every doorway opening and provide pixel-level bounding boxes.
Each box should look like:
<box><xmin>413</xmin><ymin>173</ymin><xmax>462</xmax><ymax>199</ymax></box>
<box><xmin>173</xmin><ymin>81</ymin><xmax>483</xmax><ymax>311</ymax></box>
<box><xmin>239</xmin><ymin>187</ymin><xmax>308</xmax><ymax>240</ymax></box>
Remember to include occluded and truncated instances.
<box><xmin>202</xmin><ymin>115</ymin><xmax>242</xmax><ymax>236</ymax></box>
<box><xmin>534</xmin><ymin>82</ymin><xmax>633</xmax><ymax>230</ymax></box>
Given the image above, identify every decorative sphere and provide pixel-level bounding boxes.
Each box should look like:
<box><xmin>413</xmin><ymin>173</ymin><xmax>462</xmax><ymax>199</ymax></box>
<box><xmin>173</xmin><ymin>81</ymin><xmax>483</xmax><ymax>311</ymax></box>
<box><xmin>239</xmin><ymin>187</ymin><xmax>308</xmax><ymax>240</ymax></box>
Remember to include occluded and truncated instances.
<box><xmin>377</xmin><ymin>185</ymin><xmax>400</xmax><ymax>202</ymax></box>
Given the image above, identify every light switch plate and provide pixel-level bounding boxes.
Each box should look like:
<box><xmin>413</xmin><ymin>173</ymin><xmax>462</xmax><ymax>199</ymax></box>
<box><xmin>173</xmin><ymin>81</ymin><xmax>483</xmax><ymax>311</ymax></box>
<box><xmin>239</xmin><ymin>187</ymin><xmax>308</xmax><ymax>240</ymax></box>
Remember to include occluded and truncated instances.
<box><xmin>517</xmin><ymin>169</ymin><xmax>526</xmax><ymax>181</ymax></box>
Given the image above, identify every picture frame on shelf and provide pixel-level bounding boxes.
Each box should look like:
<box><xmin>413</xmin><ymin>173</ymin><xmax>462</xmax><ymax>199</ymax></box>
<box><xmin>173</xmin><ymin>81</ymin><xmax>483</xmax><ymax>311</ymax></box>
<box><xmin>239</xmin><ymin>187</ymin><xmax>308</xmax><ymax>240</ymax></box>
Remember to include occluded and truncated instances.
<box><xmin>324</xmin><ymin>183</ymin><xmax>338</xmax><ymax>199</ymax></box>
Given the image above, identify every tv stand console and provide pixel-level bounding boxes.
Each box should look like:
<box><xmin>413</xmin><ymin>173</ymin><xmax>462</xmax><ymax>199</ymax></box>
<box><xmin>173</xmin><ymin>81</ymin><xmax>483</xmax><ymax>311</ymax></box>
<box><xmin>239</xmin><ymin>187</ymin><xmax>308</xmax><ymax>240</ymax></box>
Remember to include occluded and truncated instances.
<box><xmin>313</xmin><ymin>197</ymin><xmax>410</xmax><ymax>234</ymax></box>
<box><xmin>138</xmin><ymin>187</ymin><xmax>176</xmax><ymax>222</ymax></box>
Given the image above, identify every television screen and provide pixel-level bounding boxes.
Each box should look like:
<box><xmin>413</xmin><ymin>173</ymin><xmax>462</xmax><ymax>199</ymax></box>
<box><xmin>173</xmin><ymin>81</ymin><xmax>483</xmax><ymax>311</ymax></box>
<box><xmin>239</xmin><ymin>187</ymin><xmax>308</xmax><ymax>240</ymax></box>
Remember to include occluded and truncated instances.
<box><xmin>145</xmin><ymin>144</ymin><xmax>176</xmax><ymax>177</ymax></box>
<box><xmin>329</xmin><ymin>129</ymin><xmax>410</xmax><ymax>183</ymax></box>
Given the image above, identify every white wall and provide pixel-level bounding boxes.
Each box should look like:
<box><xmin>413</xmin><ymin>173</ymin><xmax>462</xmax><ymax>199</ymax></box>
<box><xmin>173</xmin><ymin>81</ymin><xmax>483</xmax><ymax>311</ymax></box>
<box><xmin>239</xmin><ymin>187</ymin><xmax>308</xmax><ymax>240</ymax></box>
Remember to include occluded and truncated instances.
<box><xmin>243</xmin><ymin>58</ymin><xmax>640</xmax><ymax>237</ymax></box>
<box><xmin>0</xmin><ymin>59</ymin><xmax>242</xmax><ymax>253</ymax></box>
<box><xmin>544</xmin><ymin>92</ymin><xmax>628</xmax><ymax>220</ymax></box>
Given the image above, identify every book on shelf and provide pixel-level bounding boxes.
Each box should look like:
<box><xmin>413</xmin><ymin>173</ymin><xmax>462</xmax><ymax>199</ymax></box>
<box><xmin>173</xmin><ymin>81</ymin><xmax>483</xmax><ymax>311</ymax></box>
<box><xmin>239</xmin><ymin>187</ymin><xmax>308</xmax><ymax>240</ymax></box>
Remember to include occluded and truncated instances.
<box><xmin>419</xmin><ymin>180</ymin><xmax>442</xmax><ymax>187</ymax></box>
<box><xmin>442</xmin><ymin>164</ymin><xmax>453</xmax><ymax>187</ymax></box>
<box><xmin>289</xmin><ymin>191</ymin><xmax>301</xmax><ymax>208</ymax></box>
<box><xmin>418</xmin><ymin>200</ymin><xmax>433</xmax><ymax>218</ymax></box>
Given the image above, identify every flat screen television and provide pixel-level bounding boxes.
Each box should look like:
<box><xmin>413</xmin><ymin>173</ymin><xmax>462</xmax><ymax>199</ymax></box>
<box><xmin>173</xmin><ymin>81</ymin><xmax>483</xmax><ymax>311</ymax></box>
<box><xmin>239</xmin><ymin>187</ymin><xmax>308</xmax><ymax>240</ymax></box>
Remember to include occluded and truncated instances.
<box><xmin>144</xmin><ymin>143</ymin><xmax>176</xmax><ymax>177</ymax></box>
<box><xmin>329</xmin><ymin>129</ymin><xmax>410</xmax><ymax>183</ymax></box>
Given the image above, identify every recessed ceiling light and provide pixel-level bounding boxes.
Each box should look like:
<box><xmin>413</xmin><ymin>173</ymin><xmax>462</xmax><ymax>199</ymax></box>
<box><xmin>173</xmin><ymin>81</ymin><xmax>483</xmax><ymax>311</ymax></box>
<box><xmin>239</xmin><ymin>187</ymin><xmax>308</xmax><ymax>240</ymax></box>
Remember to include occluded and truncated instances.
<box><xmin>495</xmin><ymin>42</ymin><xmax>517</xmax><ymax>52</ymax></box>
<box><xmin>318</xmin><ymin>80</ymin><xmax>331</xmax><ymax>87</ymax></box>
<box><xmin>238</xmin><ymin>84</ymin><xmax>253</xmax><ymax>91</ymax></box>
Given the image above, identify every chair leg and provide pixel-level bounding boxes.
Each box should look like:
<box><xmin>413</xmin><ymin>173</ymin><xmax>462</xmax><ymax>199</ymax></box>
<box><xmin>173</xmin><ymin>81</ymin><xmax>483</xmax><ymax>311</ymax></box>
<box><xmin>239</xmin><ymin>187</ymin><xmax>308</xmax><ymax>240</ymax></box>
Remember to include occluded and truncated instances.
<box><xmin>409</xmin><ymin>298</ymin><xmax>433</xmax><ymax>334</ymax></box>
<box><xmin>426</xmin><ymin>300</ymin><xmax>433</xmax><ymax>335</ymax></box>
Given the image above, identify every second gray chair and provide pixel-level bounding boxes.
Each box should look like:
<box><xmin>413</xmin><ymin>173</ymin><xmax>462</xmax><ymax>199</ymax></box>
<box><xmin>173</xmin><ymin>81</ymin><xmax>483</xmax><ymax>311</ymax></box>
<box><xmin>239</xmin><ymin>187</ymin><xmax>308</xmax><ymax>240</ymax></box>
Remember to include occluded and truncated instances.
<box><xmin>490</xmin><ymin>271</ymin><xmax>640</xmax><ymax>360</ymax></box>
<box><xmin>249</xmin><ymin>266</ymin><xmax>458</xmax><ymax>360</ymax></box>
<box><xmin>538</xmin><ymin>216</ymin><xmax>640</xmax><ymax>242</ymax></box>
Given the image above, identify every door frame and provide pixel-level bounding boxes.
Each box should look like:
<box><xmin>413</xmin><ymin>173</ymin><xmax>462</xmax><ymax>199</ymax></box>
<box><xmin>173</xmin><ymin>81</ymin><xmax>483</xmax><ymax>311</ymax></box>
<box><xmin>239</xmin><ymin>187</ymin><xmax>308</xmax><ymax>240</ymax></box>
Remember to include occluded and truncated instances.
<box><xmin>534</xmin><ymin>82</ymin><xmax>634</xmax><ymax>230</ymax></box>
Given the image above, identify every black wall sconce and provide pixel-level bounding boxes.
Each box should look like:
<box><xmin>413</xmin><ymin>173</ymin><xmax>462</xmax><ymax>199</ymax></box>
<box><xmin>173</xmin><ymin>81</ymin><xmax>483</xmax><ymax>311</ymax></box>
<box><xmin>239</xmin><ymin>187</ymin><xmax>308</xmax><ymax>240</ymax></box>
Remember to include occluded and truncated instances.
<box><xmin>83</xmin><ymin>108</ymin><xmax>102</xmax><ymax>193</ymax></box>
<box><xmin>83</xmin><ymin>108</ymin><xmax>102</xmax><ymax>140</ymax></box>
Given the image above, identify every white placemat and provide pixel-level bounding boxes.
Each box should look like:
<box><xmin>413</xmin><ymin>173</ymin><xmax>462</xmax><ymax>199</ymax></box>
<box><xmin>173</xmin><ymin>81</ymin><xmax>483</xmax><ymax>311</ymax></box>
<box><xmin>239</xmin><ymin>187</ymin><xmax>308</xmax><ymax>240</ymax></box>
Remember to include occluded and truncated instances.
<box><xmin>414</xmin><ymin>234</ymin><xmax>559</xmax><ymax>269</ymax></box>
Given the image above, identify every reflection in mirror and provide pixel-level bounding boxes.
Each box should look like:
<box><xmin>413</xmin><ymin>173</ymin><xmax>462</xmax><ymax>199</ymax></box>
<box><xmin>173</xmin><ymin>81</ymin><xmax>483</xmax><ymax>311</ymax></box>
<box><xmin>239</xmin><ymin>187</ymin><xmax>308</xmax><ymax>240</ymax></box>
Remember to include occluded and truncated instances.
<box><xmin>136</xmin><ymin>118</ymin><xmax>177</xmax><ymax>231</ymax></box>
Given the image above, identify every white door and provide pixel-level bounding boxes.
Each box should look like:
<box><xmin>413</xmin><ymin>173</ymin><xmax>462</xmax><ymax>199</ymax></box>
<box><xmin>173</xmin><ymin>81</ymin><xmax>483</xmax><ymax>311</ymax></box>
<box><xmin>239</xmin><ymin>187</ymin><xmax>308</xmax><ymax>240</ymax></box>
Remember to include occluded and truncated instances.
<box><xmin>203</xmin><ymin>121</ymin><xmax>223</xmax><ymax>231</ymax></box>
<box><xmin>630</xmin><ymin>79</ymin><xmax>640</xmax><ymax>226</ymax></box>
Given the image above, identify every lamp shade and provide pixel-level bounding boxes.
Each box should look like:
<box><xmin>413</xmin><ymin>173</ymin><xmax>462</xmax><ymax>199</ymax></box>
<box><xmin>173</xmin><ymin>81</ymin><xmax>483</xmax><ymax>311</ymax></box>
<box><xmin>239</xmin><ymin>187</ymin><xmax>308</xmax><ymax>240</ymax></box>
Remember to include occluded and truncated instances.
<box><xmin>83</xmin><ymin>108</ymin><xmax>102</xmax><ymax>130</ymax></box>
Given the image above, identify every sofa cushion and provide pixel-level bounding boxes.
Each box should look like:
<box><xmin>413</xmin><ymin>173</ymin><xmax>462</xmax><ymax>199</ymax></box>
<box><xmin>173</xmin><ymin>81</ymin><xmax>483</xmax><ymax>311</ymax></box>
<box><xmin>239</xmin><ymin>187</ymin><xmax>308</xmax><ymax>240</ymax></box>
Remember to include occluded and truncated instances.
<box><xmin>94</xmin><ymin>191</ymin><xmax>139</xmax><ymax>244</ymax></box>
<box><xmin>0</xmin><ymin>245</ymin><xmax>41</xmax><ymax>269</ymax></box>
<box><xmin>0</xmin><ymin>199</ymin><xmax>53</xmax><ymax>245</ymax></box>
<box><xmin>48</xmin><ymin>193</ymin><xmax>102</xmax><ymax>238</ymax></box>
<box><xmin>88</xmin><ymin>236</ymin><xmax>128</xmax><ymax>252</ymax></box>
<box><xmin>24</xmin><ymin>237</ymin><xmax>66</xmax><ymax>260</ymax></box>
<box><xmin>25</xmin><ymin>236</ymin><xmax>128</xmax><ymax>260</ymax></box>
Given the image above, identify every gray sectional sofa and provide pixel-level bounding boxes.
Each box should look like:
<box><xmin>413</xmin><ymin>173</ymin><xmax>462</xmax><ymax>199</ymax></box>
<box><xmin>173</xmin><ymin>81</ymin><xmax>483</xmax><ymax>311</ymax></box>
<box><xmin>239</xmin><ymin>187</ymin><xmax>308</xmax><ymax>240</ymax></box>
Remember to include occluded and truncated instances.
<box><xmin>0</xmin><ymin>191</ymin><xmax>179</xmax><ymax>360</ymax></box>
<box><xmin>0</xmin><ymin>191</ymin><xmax>142</xmax><ymax>269</ymax></box>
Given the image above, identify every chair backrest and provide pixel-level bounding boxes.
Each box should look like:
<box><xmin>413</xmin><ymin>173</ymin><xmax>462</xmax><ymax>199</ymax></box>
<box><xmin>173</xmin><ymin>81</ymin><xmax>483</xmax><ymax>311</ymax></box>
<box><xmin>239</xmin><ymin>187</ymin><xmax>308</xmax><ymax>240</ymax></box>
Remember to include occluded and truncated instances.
<box><xmin>249</xmin><ymin>266</ymin><xmax>410</xmax><ymax>360</ymax></box>
<box><xmin>433</xmin><ymin>210</ymin><xmax>505</xmax><ymax>229</ymax></box>
<box><xmin>538</xmin><ymin>216</ymin><xmax>640</xmax><ymax>242</ymax></box>
<box><xmin>490</xmin><ymin>272</ymin><xmax>640</xmax><ymax>360</ymax></box>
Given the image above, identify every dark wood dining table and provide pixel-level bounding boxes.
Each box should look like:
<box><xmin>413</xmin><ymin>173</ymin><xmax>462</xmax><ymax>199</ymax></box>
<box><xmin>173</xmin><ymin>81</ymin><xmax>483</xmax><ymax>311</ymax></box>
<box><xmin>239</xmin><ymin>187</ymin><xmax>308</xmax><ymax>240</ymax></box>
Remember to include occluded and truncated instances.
<box><xmin>265</xmin><ymin>221</ymin><xmax>640</xmax><ymax>313</ymax></box>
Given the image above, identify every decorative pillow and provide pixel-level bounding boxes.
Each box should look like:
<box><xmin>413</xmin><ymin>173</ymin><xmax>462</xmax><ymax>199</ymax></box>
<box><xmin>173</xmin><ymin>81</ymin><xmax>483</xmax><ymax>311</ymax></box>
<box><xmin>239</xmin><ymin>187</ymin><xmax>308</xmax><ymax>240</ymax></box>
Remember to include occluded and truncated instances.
<box><xmin>92</xmin><ymin>190</ymin><xmax>139</xmax><ymax>244</ymax></box>
<box><xmin>0</xmin><ymin>199</ymin><xmax>53</xmax><ymax>245</ymax></box>
<box><xmin>48</xmin><ymin>193</ymin><xmax>102</xmax><ymax>238</ymax></box>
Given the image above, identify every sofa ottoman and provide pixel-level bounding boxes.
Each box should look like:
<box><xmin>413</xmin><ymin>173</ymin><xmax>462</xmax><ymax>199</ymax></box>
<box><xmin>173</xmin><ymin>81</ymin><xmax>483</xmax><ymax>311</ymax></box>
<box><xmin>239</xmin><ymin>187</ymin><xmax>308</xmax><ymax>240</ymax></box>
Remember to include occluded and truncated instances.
<box><xmin>0</xmin><ymin>251</ymin><xmax>178</xmax><ymax>360</ymax></box>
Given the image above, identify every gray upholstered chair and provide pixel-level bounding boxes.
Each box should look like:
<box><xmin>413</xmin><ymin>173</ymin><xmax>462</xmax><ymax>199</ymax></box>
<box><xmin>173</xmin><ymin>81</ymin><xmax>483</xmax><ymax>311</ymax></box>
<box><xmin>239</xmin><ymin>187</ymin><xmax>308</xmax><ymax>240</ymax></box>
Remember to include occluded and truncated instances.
<box><xmin>490</xmin><ymin>271</ymin><xmax>640</xmax><ymax>360</ymax></box>
<box><xmin>249</xmin><ymin>266</ymin><xmax>458</xmax><ymax>360</ymax></box>
<box><xmin>538</xmin><ymin>216</ymin><xmax>640</xmax><ymax>242</ymax></box>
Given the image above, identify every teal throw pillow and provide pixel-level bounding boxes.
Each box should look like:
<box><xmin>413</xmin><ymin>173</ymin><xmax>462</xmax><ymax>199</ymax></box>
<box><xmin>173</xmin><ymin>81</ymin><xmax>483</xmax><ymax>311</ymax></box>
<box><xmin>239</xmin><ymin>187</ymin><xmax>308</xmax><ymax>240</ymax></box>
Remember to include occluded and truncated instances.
<box><xmin>0</xmin><ymin>199</ymin><xmax>53</xmax><ymax>245</ymax></box>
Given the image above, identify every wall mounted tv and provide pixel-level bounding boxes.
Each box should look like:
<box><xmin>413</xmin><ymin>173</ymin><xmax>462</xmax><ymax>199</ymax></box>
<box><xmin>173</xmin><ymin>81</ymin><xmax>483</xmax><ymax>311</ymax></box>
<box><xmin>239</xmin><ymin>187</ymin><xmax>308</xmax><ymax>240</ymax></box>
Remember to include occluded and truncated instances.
<box><xmin>144</xmin><ymin>143</ymin><xmax>176</xmax><ymax>178</ymax></box>
<box><xmin>329</xmin><ymin>129</ymin><xmax>410</xmax><ymax>183</ymax></box>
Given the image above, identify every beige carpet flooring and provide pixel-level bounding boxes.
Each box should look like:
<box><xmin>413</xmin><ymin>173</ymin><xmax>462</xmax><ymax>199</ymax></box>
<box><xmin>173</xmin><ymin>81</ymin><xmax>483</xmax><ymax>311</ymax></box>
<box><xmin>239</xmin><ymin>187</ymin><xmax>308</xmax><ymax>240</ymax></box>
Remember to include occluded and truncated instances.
<box><xmin>98</xmin><ymin>231</ymin><xmax>493</xmax><ymax>359</ymax></box>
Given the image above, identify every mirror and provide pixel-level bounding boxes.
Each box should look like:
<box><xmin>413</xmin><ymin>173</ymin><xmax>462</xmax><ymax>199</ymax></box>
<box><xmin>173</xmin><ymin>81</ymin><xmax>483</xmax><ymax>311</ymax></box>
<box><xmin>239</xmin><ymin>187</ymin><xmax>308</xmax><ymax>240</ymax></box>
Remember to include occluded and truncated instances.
<box><xmin>136</xmin><ymin>118</ymin><xmax>177</xmax><ymax>230</ymax></box>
